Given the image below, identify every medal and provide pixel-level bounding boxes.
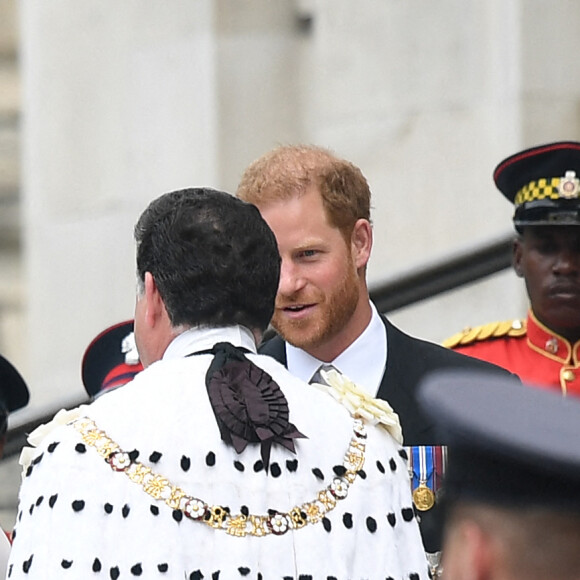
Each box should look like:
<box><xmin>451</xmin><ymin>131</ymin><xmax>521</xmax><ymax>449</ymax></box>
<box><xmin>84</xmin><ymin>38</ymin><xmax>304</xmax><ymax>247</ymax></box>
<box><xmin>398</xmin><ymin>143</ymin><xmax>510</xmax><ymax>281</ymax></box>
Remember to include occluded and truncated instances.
<box><xmin>413</xmin><ymin>484</ymin><xmax>435</xmax><ymax>511</ymax></box>
<box><xmin>408</xmin><ymin>446</ymin><xmax>446</xmax><ymax>511</ymax></box>
<box><xmin>413</xmin><ymin>483</ymin><xmax>435</xmax><ymax>512</ymax></box>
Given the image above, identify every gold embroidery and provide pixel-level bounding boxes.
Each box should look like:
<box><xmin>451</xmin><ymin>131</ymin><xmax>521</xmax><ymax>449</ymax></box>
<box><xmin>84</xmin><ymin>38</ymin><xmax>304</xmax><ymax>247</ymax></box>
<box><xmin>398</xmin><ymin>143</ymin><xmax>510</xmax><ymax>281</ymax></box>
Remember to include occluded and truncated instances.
<box><xmin>207</xmin><ymin>506</ymin><xmax>228</xmax><ymax>529</ymax></box>
<box><xmin>73</xmin><ymin>416</ymin><xmax>367</xmax><ymax>538</ymax></box>
<box><xmin>289</xmin><ymin>507</ymin><xmax>307</xmax><ymax>528</ymax></box>
<box><xmin>83</xmin><ymin>429</ymin><xmax>107</xmax><ymax>447</ymax></box>
<box><xmin>350</xmin><ymin>439</ymin><xmax>366</xmax><ymax>452</ymax></box>
<box><xmin>345</xmin><ymin>450</ymin><xmax>365</xmax><ymax>472</ymax></box>
<box><xmin>249</xmin><ymin>515</ymin><xmax>268</xmax><ymax>536</ymax></box>
<box><xmin>165</xmin><ymin>487</ymin><xmax>186</xmax><ymax>510</ymax></box>
<box><xmin>303</xmin><ymin>501</ymin><xmax>323</xmax><ymax>523</ymax></box>
<box><xmin>96</xmin><ymin>441</ymin><xmax>119</xmax><ymax>458</ymax></box>
<box><xmin>226</xmin><ymin>514</ymin><xmax>248</xmax><ymax>537</ymax></box>
<box><xmin>144</xmin><ymin>474</ymin><xmax>170</xmax><ymax>499</ymax></box>
<box><xmin>317</xmin><ymin>489</ymin><xmax>337</xmax><ymax>511</ymax></box>
<box><xmin>126</xmin><ymin>463</ymin><xmax>152</xmax><ymax>484</ymax></box>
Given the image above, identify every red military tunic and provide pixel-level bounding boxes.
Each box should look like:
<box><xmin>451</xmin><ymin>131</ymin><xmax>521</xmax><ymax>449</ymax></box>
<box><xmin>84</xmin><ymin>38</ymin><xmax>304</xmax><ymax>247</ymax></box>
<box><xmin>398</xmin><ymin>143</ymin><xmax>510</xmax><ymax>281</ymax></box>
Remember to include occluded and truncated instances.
<box><xmin>443</xmin><ymin>310</ymin><xmax>580</xmax><ymax>397</ymax></box>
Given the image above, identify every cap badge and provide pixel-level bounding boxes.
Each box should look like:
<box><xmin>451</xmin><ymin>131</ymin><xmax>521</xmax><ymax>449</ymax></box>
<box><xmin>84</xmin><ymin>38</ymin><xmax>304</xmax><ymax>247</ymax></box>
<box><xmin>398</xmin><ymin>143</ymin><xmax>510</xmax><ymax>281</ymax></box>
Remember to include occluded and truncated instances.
<box><xmin>122</xmin><ymin>331</ymin><xmax>140</xmax><ymax>365</ymax></box>
<box><xmin>558</xmin><ymin>171</ymin><xmax>580</xmax><ymax>199</ymax></box>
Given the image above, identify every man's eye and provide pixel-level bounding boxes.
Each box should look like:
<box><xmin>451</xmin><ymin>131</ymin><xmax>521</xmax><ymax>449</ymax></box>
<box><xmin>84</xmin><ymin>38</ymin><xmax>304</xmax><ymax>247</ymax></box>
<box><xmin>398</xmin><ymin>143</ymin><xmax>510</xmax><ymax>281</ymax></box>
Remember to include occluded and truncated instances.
<box><xmin>537</xmin><ymin>242</ymin><xmax>558</xmax><ymax>253</ymax></box>
<box><xmin>301</xmin><ymin>249</ymin><xmax>317</xmax><ymax>258</ymax></box>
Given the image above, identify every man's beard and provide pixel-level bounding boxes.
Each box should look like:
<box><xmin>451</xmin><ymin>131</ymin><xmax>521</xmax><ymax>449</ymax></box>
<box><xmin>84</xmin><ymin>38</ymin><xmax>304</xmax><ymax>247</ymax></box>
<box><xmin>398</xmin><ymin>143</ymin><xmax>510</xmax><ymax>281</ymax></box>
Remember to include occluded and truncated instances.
<box><xmin>272</xmin><ymin>266</ymin><xmax>361</xmax><ymax>352</ymax></box>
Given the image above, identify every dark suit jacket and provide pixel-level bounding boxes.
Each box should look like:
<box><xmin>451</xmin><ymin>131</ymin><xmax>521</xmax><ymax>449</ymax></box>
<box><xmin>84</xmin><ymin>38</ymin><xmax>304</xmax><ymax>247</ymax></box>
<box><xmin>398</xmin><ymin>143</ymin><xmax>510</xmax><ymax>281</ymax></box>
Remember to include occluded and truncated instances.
<box><xmin>259</xmin><ymin>313</ymin><xmax>517</xmax><ymax>553</ymax></box>
<box><xmin>259</xmin><ymin>313</ymin><xmax>517</xmax><ymax>446</ymax></box>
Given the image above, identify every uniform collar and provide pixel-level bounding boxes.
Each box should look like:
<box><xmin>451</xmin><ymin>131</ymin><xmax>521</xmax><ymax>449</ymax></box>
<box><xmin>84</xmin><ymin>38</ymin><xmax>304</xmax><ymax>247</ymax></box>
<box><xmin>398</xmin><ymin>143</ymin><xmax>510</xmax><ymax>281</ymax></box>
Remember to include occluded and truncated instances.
<box><xmin>527</xmin><ymin>310</ymin><xmax>580</xmax><ymax>364</ymax></box>
<box><xmin>163</xmin><ymin>325</ymin><xmax>257</xmax><ymax>360</ymax></box>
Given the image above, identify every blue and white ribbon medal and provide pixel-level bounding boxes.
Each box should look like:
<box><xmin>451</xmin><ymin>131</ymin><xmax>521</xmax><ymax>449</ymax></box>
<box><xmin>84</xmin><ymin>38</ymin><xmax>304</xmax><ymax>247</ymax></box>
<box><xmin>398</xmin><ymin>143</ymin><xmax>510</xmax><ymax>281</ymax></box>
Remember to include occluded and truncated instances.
<box><xmin>411</xmin><ymin>446</ymin><xmax>436</xmax><ymax>511</ymax></box>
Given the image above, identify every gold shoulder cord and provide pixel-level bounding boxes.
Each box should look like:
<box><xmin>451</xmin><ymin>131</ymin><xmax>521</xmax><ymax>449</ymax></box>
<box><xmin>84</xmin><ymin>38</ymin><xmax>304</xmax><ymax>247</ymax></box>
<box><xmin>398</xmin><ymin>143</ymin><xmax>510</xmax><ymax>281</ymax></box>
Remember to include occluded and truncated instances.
<box><xmin>72</xmin><ymin>416</ymin><xmax>367</xmax><ymax>538</ymax></box>
<box><xmin>442</xmin><ymin>319</ymin><xmax>527</xmax><ymax>349</ymax></box>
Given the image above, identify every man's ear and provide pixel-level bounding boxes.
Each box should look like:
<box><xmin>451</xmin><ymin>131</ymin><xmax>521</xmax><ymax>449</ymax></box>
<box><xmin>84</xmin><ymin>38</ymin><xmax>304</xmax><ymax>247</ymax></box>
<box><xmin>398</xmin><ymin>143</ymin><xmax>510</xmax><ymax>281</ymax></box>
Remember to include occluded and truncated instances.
<box><xmin>512</xmin><ymin>237</ymin><xmax>524</xmax><ymax>278</ymax></box>
<box><xmin>143</xmin><ymin>272</ymin><xmax>165</xmax><ymax>327</ymax></box>
<box><xmin>443</xmin><ymin>520</ymin><xmax>495</xmax><ymax>580</ymax></box>
<box><xmin>351</xmin><ymin>219</ymin><xmax>373</xmax><ymax>270</ymax></box>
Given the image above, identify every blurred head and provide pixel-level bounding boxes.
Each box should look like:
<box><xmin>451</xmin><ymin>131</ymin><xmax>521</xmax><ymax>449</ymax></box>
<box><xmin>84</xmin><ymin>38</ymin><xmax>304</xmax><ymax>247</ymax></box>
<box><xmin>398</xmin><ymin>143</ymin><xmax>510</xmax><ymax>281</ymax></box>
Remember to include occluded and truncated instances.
<box><xmin>237</xmin><ymin>146</ymin><xmax>373</xmax><ymax>361</ymax></box>
<box><xmin>443</xmin><ymin>502</ymin><xmax>580</xmax><ymax>580</ymax></box>
<box><xmin>419</xmin><ymin>370</ymin><xmax>580</xmax><ymax>580</ymax></box>
<box><xmin>134</xmin><ymin>188</ymin><xmax>280</xmax><ymax>365</ymax></box>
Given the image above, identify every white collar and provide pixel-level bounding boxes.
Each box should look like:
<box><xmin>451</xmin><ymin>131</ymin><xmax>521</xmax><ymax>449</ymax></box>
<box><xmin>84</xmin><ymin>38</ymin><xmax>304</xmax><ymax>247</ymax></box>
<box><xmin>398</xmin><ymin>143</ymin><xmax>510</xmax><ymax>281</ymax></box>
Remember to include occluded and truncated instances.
<box><xmin>163</xmin><ymin>325</ymin><xmax>257</xmax><ymax>360</ymax></box>
<box><xmin>285</xmin><ymin>302</ymin><xmax>387</xmax><ymax>396</ymax></box>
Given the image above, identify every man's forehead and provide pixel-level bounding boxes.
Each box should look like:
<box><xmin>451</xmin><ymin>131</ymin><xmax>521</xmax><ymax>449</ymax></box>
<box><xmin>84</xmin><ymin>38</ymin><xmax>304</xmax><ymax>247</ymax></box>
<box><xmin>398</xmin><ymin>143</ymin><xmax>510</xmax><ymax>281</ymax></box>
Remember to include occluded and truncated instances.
<box><xmin>524</xmin><ymin>225</ymin><xmax>580</xmax><ymax>241</ymax></box>
<box><xmin>258</xmin><ymin>188</ymin><xmax>328</xmax><ymax>221</ymax></box>
<box><xmin>255</xmin><ymin>184</ymin><xmax>319</xmax><ymax>206</ymax></box>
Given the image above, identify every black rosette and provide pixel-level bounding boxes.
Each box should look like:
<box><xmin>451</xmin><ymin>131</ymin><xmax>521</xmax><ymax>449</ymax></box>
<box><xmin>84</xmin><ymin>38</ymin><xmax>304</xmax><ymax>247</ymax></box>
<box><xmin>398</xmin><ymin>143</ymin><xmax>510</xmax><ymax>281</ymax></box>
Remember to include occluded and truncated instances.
<box><xmin>205</xmin><ymin>342</ymin><xmax>306</xmax><ymax>471</ymax></box>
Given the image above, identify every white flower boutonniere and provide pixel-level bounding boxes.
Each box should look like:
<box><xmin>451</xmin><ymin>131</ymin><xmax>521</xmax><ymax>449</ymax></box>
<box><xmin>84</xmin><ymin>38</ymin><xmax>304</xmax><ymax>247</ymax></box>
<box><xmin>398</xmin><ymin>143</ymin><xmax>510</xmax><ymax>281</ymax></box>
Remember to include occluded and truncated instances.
<box><xmin>312</xmin><ymin>368</ymin><xmax>403</xmax><ymax>445</ymax></box>
<box><xmin>19</xmin><ymin>405</ymin><xmax>88</xmax><ymax>476</ymax></box>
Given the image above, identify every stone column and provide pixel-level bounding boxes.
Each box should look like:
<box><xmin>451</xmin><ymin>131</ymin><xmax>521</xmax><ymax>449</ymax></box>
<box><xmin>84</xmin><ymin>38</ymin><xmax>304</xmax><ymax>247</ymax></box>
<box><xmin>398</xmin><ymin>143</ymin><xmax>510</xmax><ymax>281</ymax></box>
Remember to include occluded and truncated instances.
<box><xmin>19</xmin><ymin>0</ymin><xmax>218</xmax><ymax>412</ymax></box>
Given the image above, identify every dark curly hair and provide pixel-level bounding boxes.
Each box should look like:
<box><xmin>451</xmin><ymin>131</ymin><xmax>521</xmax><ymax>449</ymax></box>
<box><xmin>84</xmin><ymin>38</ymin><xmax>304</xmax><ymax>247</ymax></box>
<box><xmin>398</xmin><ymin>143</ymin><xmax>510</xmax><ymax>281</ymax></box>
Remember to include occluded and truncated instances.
<box><xmin>135</xmin><ymin>188</ymin><xmax>280</xmax><ymax>333</ymax></box>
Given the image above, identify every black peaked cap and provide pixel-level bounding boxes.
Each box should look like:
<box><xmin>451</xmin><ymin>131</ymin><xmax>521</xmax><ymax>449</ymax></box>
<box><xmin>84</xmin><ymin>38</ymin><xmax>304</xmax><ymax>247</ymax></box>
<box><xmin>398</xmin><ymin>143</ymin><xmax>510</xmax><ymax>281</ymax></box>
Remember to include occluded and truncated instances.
<box><xmin>418</xmin><ymin>370</ymin><xmax>580</xmax><ymax>511</ymax></box>
<box><xmin>0</xmin><ymin>354</ymin><xmax>29</xmax><ymax>412</ymax></box>
<box><xmin>82</xmin><ymin>320</ymin><xmax>140</xmax><ymax>398</ymax></box>
<box><xmin>494</xmin><ymin>141</ymin><xmax>580</xmax><ymax>227</ymax></box>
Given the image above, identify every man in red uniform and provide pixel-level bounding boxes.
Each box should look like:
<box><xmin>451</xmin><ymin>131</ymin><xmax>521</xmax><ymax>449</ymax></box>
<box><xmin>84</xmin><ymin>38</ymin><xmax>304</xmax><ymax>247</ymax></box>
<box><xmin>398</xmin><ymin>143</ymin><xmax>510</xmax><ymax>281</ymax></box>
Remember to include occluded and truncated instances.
<box><xmin>444</xmin><ymin>141</ymin><xmax>580</xmax><ymax>396</ymax></box>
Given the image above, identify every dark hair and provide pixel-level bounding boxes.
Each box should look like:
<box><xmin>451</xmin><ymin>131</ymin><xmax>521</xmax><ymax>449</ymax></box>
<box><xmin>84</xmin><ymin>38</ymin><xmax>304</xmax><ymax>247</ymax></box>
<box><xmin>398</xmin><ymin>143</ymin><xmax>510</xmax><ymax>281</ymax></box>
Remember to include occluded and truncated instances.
<box><xmin>135</xmin><ymin>188</ymin><xmax>280</xmax><ymax>333</ymax></box>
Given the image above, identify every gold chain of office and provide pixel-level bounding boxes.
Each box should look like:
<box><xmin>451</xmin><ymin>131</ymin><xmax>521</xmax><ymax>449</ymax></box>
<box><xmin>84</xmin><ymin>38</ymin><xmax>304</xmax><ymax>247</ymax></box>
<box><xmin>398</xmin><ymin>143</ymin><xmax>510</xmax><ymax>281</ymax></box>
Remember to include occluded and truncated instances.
<box><xmin>72</xmin><ymin>416</ymin><xmax>367</xmax><ymax>538</ymax></box>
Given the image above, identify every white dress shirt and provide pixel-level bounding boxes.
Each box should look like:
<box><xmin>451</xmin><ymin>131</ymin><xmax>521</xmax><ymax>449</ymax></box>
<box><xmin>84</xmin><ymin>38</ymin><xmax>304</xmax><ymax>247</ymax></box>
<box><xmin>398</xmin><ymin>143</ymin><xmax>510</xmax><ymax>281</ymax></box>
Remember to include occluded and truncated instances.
<box><xmin>286</xmin><ymin>302</ymin><xmax>387</xmax><ymax>396</ymax></box>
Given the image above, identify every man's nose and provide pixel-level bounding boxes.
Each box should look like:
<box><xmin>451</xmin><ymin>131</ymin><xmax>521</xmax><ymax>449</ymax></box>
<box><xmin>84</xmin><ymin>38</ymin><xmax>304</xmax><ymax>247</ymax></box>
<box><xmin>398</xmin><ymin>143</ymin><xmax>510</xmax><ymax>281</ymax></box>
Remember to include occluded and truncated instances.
<box><xmin>553</xmin><ymin>248</ymin><xmax>580</xmax><ymax>275</ymax></box>
<box><xmin>278</xmin><ymin>260</ymin><xmax>306</xmax><ymax>295</ymax></box>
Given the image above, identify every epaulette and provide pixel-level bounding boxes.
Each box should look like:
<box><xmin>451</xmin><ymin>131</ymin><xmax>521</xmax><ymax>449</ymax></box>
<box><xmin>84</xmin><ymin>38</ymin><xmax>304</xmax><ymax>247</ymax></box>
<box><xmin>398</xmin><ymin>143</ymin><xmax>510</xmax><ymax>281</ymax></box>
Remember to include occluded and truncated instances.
<box><xmin>442</xmin><ymin>319</ymin><xmax>527</xmax><ymax>349</ymax></box>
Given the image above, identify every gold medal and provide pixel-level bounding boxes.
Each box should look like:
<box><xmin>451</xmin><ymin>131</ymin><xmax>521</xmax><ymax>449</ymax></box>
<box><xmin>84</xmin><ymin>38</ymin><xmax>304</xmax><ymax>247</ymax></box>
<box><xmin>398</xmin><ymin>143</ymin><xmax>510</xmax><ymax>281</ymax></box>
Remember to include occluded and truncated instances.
<box><xmin>413</xmin><ymin>483</ymin><xmax>435</xmax><ymax>511</ymax></box>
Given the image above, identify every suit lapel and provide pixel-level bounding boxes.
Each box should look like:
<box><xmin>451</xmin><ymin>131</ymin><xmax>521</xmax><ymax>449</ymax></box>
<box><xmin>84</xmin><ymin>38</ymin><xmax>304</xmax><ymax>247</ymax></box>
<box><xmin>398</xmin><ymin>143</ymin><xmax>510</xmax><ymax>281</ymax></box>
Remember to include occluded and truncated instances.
<box><xmin>377</xmin><ymin>314</ymin><xmax>437</xmax><ymax>445</ymax></box>
<box><xmin>257</xmin><ymin>334</ymin><xmax>287</xmax><ymax>366</ymax></box>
